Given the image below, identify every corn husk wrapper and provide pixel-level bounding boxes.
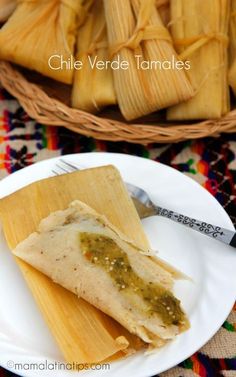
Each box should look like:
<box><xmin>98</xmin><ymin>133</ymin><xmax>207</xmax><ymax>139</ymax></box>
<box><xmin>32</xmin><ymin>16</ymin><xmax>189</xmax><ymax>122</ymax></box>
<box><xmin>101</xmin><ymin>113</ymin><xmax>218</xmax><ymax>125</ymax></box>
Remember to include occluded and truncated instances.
<box><xmin>0</xmin><ymin>0</ymin><xmax>16</xmax><ymax>22</ymax></box>
<box><xmin>0</xmin><ymin>165</ymin><xmax>187</xmax><ymax>362</ymax></box>
<box><xmin>0</xmin><ymin>166</ymin><xmax>155</xmax><ymax>363</ymax></box>
<box><xmin>0</xmin><ymin>0</ymin><xmax>83</xmax><ymax>84</ymax></box>
<box><xmin>167</xmin><ymin>0</ymin><xmax>230</xmax><ymax>120</ymax></box>
<box><xmin>156</xmin><ymin>0</ymin><xmax>170</xmax><ymax>26</ymax></box>
<box><xmin>72</xmin><ymin>0</ymin><xmax>116</xmax><ymax>113</ymax></box>
<box><xmin>229</xmin><ymin>0</ymin><xmax>236</xmax><ymax>96</ymax></box>
<box><xmin>104</xmin><ymin>0</ymin><xmax>193</xmax><ymax>121</ymax></box>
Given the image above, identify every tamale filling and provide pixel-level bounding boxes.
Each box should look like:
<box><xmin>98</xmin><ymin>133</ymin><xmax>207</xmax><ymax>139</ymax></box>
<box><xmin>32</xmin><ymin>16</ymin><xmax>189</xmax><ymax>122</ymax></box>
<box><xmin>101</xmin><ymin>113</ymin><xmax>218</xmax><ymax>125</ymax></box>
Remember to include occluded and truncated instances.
<box><xmin>80</xmin><ymin>232</ymin><xmax>184</xmax><ymax>326</ymax></box>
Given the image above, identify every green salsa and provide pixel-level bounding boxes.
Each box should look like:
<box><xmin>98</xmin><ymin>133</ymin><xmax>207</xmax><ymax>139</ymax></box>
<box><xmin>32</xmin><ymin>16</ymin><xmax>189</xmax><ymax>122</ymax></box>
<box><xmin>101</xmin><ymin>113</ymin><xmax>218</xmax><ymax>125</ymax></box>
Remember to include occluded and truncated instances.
<box><xmin>80</xmin><ymin>232</ymin><xmax>185</xmax><ymax>326</ymax></box>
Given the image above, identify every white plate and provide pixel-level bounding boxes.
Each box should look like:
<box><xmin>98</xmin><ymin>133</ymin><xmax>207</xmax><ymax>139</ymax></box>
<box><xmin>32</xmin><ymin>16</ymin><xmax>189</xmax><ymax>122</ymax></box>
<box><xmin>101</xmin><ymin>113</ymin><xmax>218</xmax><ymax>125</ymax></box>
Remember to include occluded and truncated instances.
<box><xmin>0</xmin><ymin>152</ymin><xmax>235</xmax><ymax>377</ymax></box>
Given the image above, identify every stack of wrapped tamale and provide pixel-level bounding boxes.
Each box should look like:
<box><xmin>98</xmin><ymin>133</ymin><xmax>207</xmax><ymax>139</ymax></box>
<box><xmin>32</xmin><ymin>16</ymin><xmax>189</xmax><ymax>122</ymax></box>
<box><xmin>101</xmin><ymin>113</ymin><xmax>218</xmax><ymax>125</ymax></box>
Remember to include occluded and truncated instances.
<box><xmin>0</xmin><ymin>0</ymin><xmax>234</xmax><ymax>122</ymax></box>
<box><xmin>229</xmin><ymin>0</ymin><xmax>236</xmax><ymax>96</ymax></box>
<box><xmin>167</xmin><ymin>0</ymin><xmax>230</xmax><ymax>120</ymax></box>
<box><xmin>0</xmin><ymin>0</ymin><xmax>83</xmax><ymax>84</ymax></box>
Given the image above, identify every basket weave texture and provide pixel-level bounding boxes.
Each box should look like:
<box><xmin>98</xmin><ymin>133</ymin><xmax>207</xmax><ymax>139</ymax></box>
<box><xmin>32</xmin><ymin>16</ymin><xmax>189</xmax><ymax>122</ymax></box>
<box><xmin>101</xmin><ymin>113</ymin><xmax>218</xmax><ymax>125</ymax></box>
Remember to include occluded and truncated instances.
<box><xmin>0</xmin><ymin>61</ymin><xmax>236</xmax><ymax>144</ymax></box>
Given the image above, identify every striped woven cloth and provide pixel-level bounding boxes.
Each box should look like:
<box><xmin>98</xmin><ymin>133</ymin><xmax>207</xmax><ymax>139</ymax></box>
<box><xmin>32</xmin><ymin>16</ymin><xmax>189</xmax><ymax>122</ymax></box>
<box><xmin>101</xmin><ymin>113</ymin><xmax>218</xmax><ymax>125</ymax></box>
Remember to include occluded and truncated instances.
<box><xmin>0</xmin><ymin>87</ymin><xmax>235</xmax><ymax>377</ymax></box>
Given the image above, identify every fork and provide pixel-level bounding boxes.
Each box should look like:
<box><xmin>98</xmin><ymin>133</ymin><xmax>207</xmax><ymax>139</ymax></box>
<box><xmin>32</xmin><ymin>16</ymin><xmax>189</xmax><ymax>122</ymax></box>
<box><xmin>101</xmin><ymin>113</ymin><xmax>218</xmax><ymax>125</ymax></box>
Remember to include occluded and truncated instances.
<box><xmin>52</xmin><ymin>159</ymin><xmax>236</xmax><ymax>249</ymax></box>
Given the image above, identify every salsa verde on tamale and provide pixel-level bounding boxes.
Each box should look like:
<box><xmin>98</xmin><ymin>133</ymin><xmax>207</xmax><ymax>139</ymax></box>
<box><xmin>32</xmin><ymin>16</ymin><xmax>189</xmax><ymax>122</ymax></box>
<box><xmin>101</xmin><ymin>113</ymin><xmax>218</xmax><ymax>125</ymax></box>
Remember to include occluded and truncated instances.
<box><xmin>80</xmin><ymin>233</ymin><xmax>185</xmax><ymax>326</ymax></box>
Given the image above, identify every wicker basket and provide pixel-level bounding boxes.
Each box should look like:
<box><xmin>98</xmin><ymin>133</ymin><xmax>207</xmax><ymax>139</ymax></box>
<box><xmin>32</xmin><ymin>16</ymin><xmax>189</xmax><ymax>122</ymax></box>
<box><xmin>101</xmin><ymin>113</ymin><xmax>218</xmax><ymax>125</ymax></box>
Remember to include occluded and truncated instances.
<box><xmin>0</xmin><ymin>60</ymin><xmax>236</xmax><ymax>144</ymax></box>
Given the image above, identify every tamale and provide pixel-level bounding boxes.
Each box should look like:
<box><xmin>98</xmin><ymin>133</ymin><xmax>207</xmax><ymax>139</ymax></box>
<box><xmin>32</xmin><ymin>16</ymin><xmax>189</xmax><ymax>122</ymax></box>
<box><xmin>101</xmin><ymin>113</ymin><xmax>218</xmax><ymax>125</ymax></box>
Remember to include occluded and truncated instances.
<box><xmin>167</xmin><ymin>0</ymin><xmax>230</xmax><ymax>120</ymax></box>
<box><xmin>0</xmin><ymin>0</ymin><xmax>83</xmax><ymax>84</ymax></box>
<box><xmin>156</xmin><ymin>0</ymin><xmax>170</xmax><ymax>26</ymax></box>
<box><xmin>0</xmin><ymin>166</ymin><xmax>187</xmax><ymax>362</ymax></box>
<box><xmin>13</xmin><ymin>200</ymin><xmax>189</xmax><ymax>347</ymax></box>
<box><xmin>72</xmin><ymin>0</ymin><xmax>116</xmax><ymax>112</ymax></box>
<box><xmin>229</xmin><ymin>0</ymin><xmax>236</xmax><ymax>96</ymax></box>
<box><xmin>0</xmin><ymin>0</ymin><xmax>16</xmax><ymax>22</ymax></box>
<box><xmin>104</xmin><ymin>0</ymin><xmax>193</xmax><ymax>121</ymax></box>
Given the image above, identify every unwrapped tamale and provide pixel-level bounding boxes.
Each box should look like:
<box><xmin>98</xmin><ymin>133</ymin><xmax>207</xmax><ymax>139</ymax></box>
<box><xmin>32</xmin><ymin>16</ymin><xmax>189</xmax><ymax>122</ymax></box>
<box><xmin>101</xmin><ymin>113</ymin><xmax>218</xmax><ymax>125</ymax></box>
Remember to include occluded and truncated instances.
<box><xmin>229</xmin><ymin>0</ymin><xmax>236</xmax><ymax>96</ymax></box>
<box><xmin>13</xmin><ymin>200</ymin><xmax>189</xmax><ymax>348</ymax></box>
<box><xmin>104</xmin><ymin>0</ymin><xmax>193</xmax><ymax>121</ymax></box>
<box><xmin>0</xmin><ymin>0</ymin><xmax>83</xmax><ymax>84</ymax></box>
<box><xmin>167</xmin><ymin>0</ymin><xmax>230</xmax><ymax>120</ymax></box>
<box><xmin>72</xmin><ymin>0</ymin><xmax>116</xmax><ymax>113</ymax></box>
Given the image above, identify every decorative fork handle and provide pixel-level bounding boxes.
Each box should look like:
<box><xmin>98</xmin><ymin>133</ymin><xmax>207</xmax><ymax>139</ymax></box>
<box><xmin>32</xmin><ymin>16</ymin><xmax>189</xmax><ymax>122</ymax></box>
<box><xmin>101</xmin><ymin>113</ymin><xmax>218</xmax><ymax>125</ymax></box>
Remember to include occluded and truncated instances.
<box><xmin>56</xmin><ymin>159</ymin><xmax>236</xmax><ymax>248</ymax></box>
<box><xmin>155</xmin><ymin>206</ymin><xmax>236</xmax><ymax>248</ymax></box>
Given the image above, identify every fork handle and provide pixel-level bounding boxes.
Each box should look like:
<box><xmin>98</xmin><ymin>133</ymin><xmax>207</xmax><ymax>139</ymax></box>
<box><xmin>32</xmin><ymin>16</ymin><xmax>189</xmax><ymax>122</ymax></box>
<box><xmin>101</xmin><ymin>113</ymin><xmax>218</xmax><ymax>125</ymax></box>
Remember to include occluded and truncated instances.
<box><xmin>155</xmin><ymin>206</ymin><xmax>236</xmax><ymax>248</ymax></box>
